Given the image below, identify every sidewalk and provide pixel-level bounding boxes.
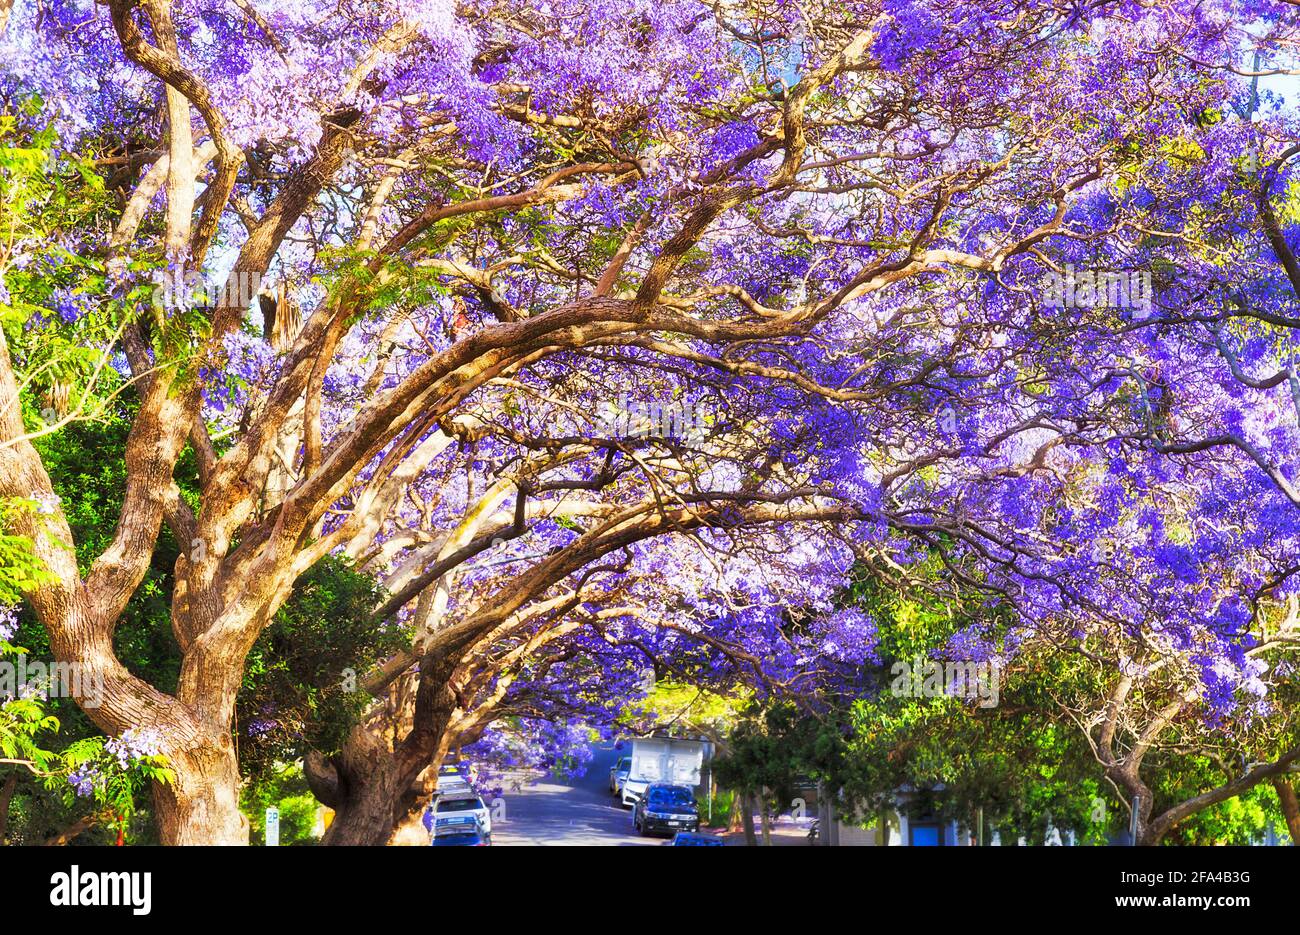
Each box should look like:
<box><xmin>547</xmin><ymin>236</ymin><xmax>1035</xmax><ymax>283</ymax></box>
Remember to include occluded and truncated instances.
<box><xmin>708</xmin><ymin>814</ymin><xmax>817</xmax><ymax>846</ymax></box>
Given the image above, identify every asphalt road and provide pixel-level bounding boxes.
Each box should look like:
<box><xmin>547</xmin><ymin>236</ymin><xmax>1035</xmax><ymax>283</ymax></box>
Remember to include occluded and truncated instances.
<box><xmin>491</xmin><ymin>743</ymin><xmax>664</xmax><ymax>846</ymax></box>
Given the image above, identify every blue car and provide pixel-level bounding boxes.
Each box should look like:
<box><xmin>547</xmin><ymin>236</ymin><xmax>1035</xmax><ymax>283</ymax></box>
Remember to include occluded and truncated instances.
<box><xmin>632</xmin><ymin>783</ymin><xmax>700</xmax><ymax>836</ymax></box>
<box><xmin>431</xmin><ymin>828</ymin><xmax>491</xmax><ymax>846</ymax></box>
<box><xmin>430</xmin><ymin>816</ymin><xmax>491</xmax><ymax>846</ymax></box>
<box><xmin>666</xmin><ymin>832</ymin><xmax>725</xmax><ymax>846</ymax></box>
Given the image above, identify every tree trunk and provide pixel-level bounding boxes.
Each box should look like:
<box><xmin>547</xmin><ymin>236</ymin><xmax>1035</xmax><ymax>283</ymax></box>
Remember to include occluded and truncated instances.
<box><xmin>318</xmin><ymin>743</ymin><xmax>445</xmax><ymax>846</ymax></box>
<box><xmin>389</xmin><ymin>789</ymin><xmax>433</xmax><ymax>846</ymax></box>
<box><xmin>318</xmin><ymin>717</ymin><xmax>455</xmax><ymax>846</ymax></box>
<box><xmin>740</xmin><ymin>792</ymin><xmax>757</xmax><ymax>846</ymax></box>
<box><xmin>1272</xmin><ymin>778</ymin><xmax>1300</xmax><ymax>844</ymax></box>
<box><xmin>152</xmin><ymin>734</ymin><xmax>248</xmax><ymax>845</ymax></box>
<box><xmin>0</xmin><ymin>773</ymin><xmax>17</xmax><ymax>844</ymax></box>
<box><xmin>727</xmin><ymin>794</ymin><xmax>743</xmax><ymax>832</ymax></box>
<box><xmin>759</xmin><ymin>791</ymin><xmax>772</xmax><ymax>846</ymax></box>
<box><xmin>1107</xmin><ymin>766</ymin><xmax>1157</xmax><ymax>845</ymax></box>
<box><xmin>388</xmin><ymin>764</ymin><xmax>439</xmax><ymax>845</ymax></box>
<box><xmin>319</xmin><ymin>653</ymin><xmax>459</xmax><ymax>845</ymax></box>
<box><xmin>320</xmin><ymin>756</ymin><xmax>409</xmax><ymax>846</ymax></box>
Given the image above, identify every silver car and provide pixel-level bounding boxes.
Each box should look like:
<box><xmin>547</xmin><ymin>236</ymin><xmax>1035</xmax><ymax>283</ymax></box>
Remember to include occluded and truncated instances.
<box><xmin>609</xmin><ymin>756</ymin><xmax>631</xmax><ymax>795</ymax></box>
<box><xmin>432</xmin><ymin>793</ymin><xmax>492</xmax><ymax>835</ymax></box>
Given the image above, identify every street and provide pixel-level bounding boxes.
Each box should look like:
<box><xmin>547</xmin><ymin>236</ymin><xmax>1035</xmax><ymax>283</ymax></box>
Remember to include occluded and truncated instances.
<box><xmin>485</xmin><ymin>743</ymin><xmax>810</xmax><ymax>846</ymax></box>
<box><xmin>491</xmin><ymin>744</ymin><xmax>664</xmax><ymax>846</ymax></box>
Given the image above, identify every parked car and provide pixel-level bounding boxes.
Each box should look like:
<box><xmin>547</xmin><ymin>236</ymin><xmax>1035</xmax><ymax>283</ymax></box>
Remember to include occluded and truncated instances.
<box><xmin>439</xmin><ymin>761</ymin><xmax>478</xmax><ymax>783</ymax></box>
<box><xmin>632</xmin><ymin>783</ymin><xmax>700</xmax><ymax>836</ymax></box>
<box><xmin>665</xmin><ymin>831</ymin><xmax>725</xmax><ymax>846</ymax></box>
<box><xmin>431</xmin><ymin>793</ymin><xmax>492</xmax><ymax>834</ymax></box>
<box><xmin>609</xmin><ymin>756</ymin><xmax>631</xmax><ymax>795</ymax></box>
<box><xmin>437</xmin><ymin>777</ymin><xmax>474</xmax><ymax>797</ymax></box>
<box><xmin>430</xmin><ymin>816</ymin><xmax>491</xmax><ymax>846</ymax></box>
<box><xmin>436</xmin><ymin>763</ymin><xmax>474</xmax><ymax>797</ymax></box>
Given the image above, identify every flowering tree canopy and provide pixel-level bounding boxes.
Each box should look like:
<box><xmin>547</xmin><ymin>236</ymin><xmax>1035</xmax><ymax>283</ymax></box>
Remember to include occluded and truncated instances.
<box><xmin>1</xmin><ymin>0</ymin><xmax>1299</xmax><ymax>844</ymax></box>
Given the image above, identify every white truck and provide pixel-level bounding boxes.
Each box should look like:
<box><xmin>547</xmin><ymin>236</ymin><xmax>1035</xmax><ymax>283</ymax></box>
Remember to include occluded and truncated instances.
<box><xmin>619</xmin><ymin>737</ymin><xmax>708</xmax><ymax>807</ymax></box>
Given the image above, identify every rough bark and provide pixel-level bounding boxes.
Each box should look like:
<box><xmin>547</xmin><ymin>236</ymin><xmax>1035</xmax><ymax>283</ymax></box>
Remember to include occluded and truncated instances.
<box><xmin>319</xmin><ymin>748</ymin><xmax>442</xmax><ymax>846</ymax></box>
<box><xmin>1271</xmin><ymin>778</ymin><xmax>1300</xmax><ymax>844</ymax></box>
<box><xmin>389</xmin><ymin>777</ymin><xmax>436</xmax><ymax>847</ymax></box>
<box><xmin>319</xmin><ymin>755</ymin><xmax>409</xmax><ymax>847</ymax></box>
<box><xmin>740</xmin><ymin>792</ymin><xmax>758</xmax><ymax>846</ymax></box>
<box><xmin>0</xmin><ymin>773</ymin><xmax>17</xmax><ymax>844</ymax></box>
<box><xmin>1106</xmin><ymin>766</ymin><xmax>1156</xmax><ymax>845</ymax></box>
<box><xmin>321</xmin><ymin>655</ymin><xmax>458</xmax><ymax>845</ymax></box>
<box><xmin>153</xmin><ymin>731</ymin><xmax>248</xmax><ymax>845</ymax></box>
<box><xmin>727</xmin><ymin>795</ymin><xmax>743</xmax><ymax>832</ymax></box>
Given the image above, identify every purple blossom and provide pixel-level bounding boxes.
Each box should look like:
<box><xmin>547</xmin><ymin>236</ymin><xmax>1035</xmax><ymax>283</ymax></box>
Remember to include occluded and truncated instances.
<box><xmin>0</xmin><ymin>604</ymin><xmax>17</xmax><ymax>642</ymax></box>
<box><xmin>105</xmin><ymin>727</ymin><xmax>166</xmax><ymax>767</ymax></box>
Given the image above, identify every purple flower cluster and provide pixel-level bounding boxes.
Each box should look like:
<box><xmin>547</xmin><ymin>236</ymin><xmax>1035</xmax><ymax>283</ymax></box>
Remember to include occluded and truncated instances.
<box><xmin>104</xmin><ymin>727</ymin><xmax>166</xmax><ymax>768</ymax></box>
<box><xmin>0</xmin><ymin>604</ymin><xmax>17</xmax><ymax>643</ymax></box>
<box><xmin>67</xmin><ymin>764</ymin><xmax>101</xmax><ymax>798</ymax></box>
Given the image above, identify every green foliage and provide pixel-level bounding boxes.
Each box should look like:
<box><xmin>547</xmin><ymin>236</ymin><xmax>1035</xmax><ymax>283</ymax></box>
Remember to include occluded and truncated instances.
<box><xmin>1160</xmin><ymin>783</ymin><xmax>1275</xmax><ymax>846</ymax></box>
<box><xmin>237</xmin><ymin>555</ymin><xmax>405</xmax><ymax>775</ymax></box>
<box><xmin>48</xmin><ymin>735</ymin><xmax>174</xmax><ymax>840</ymax></box>
<box><xmin>1</xmin><ymin>99</ymin><xmax>125</xmax><ymax>411</ymax></box>
<box><xmin>840</xmin><ymin>649</ymin><xmax>1117</xmax><ymax>844</ymax></box>
<box><xmin>630</xmin><ymin>680</ymin><xmax>744</xmax><ymax>733</ymax></box>
<box><xmin>0</xmin><ymin>695</ymin><xmax>59</xmax><ymax>772</ymax></box>
<box><xmin>240</xmin><ymin>761</ymin><xmax>321</xmax><ymax>846</ymax></box>
<box><xmin>702</xmin><ymin>787</ymin><xmax>735</xmax><ymax>828</ymax></box>
<box><xmin>0</xmin><ymin>498</ymin><xmax>59</xmax><ymax>603</ymax></box>
<box><xmin>33</xmin><ymin>415</ymin><xmax>188</xmax><ymax>694</ymax></box>
<box><xmin>713</xmin><ymin>701</ymin><xmax>839</xmax><ymax>808</ymax></box>
<box><xmin>721</xmin><ymin>563</ymin><xmax>1290</xmax><ymax>845</ymax></box>
<box><xmin>1</xmin><ymin>658</ymin><xmax>172</xmax><ymax>845</ymax></box>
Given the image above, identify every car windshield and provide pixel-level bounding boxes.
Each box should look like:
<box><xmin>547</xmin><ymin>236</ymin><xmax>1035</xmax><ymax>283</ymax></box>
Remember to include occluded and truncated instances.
<box><xmin>648</xmin><ymin>787</ymin><xmax>694</xmax><ymax>806</ymax></box>
<box><xmin>437</xmin><ymin>797</ymin><xmax>483</xmax><ymax>811</ymax></box>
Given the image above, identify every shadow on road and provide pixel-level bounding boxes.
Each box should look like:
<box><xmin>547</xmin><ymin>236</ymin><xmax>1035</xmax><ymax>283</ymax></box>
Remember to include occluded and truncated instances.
<box><xmin>491</xmin><ymin>743</ymin><xmax>663</xmax><ymax>846</ymax></box>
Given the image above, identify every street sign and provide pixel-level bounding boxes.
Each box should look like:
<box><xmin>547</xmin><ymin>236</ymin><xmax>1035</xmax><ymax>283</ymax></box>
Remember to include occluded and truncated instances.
<box><xmin>266</xmin><ymin>806</ymin><xmax>280</xmax><ymax>847</ymax></box>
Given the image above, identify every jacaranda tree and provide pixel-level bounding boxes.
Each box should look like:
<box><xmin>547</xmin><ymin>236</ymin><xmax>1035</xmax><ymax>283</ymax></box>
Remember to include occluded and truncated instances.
<box><xmin>2</xmin><ymin>0</ymin><xmax>1300</xmax><ymax>845</ymax></box>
